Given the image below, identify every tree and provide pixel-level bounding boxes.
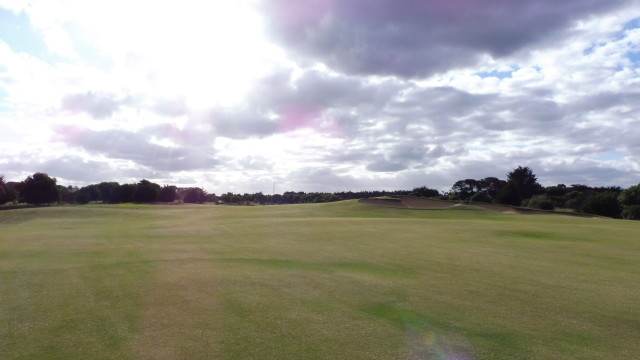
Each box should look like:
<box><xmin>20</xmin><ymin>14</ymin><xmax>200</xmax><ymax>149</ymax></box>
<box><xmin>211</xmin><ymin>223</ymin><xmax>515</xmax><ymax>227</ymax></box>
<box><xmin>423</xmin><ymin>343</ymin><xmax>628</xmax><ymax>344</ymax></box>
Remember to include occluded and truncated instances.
<box><xmin>619</xmin><ymin>184</ymin><xmax>640</xmax><ymax>220</ymax></box>
<box><xmin>183</xmin><ymin>187</ymin><xmax>207</xmax><ymax>203</ymax></box>
<box><xmin>115</xmin><ymin>183</ymin><xmax>137</xmax><ymax>203</ymax></box>
<box><xmin>527</xmin><ymin>195</ymin><xmax>554</xmax><ymax>210</ymax></box>
<box><xmin>495</xmin><ymin>182</ymin><xmax>521</xmax><ymax>206</ymax></box>
<box><xmin>497</xmin><ymin>166</ymin><xmax>542</xmax><ymax>205</ymax></box>
<box><xmin>77</xmin><ymin>184</ymin><xmax>99</xmax><ymax>203</ymax></box>
<box><xmin>158</xmin><ymin>185</ymin><xmax>178</xmax><ymax>202</ymax></box>
<box><xmin>582</xmin><ymin>192</ymin><xmax>622</xmax><ymax>218</ymax></box>
<box><xmin>97</xmin><ymin>182</ymin><xmax>120</xmax><ymax>203</ymax></box>
<box><xmin>478</xmin><ymin>177</ymin><xmax>506</xmax><ymax>198</ymax></box>
<box><xmin>451</xmin><ymin>179</ymin><xmax>480</xmax><ymax>200</ymax></box>
<box><xmin>0</xmin><ymin>174</ymin><xmax>7</xmax><ymax>205</ymax></box>
<box><xmin>19</xmin><ymin>173</ymin><xmax>60</xmax><ymax>205</ymax></box>
<box><xmin>410</xmin><ymin>186</ymin><xmax>440</xmax><ymax>198</ymax></box>
<box><xmin>133</xmin><ymin>180</ymin><xmax>160</xmax><ymax>203</ymax></box>
<box><xmin>470</xmin><ymin>191</ymin><xmax>492</xmax><ymax>203</ymax></box>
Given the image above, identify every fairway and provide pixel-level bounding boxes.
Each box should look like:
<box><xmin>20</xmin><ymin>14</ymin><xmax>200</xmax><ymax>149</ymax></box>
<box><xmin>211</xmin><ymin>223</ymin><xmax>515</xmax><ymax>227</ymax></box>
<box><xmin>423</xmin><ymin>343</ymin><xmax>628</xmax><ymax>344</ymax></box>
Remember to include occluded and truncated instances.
<box><xmin>1</xmin><ymin>201</ymin><xmax>639</xmax><ymax>359</ymax></box>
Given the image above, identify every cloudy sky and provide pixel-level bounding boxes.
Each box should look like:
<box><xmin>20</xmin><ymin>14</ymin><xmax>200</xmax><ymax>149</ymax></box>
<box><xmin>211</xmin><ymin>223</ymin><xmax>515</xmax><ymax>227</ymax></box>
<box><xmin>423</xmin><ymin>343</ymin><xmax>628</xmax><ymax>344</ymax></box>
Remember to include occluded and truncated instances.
<box><xmin>1</xmin><ymin>0</ymin><xmax>639</xmax><ymax>193</ymax></box>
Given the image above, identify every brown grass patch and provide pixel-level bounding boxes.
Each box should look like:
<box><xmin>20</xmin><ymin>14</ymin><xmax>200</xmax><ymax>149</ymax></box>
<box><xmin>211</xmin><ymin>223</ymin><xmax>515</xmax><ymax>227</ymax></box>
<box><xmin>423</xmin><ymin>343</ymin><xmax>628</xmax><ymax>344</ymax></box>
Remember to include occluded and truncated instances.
<box><xmin>132</xmin><ymin>260</ymin><xmax>221</xmax><ymax>360</ymax></box>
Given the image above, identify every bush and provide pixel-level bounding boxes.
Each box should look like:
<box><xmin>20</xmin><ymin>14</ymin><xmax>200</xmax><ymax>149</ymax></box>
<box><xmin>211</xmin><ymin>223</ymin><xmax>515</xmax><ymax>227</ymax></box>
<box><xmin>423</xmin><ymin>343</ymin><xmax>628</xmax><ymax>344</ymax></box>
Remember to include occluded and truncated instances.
<box><xmin>582</xmin><ymin>192</ymin><xmax>622</xmax><ymax>218</ymax></box>
<box><xmin>564</xmin><ymin>199</ymin><xmax>579</xmax><ymax>211</ymax></box>
<box><xmin>527</xmin><ymin>195</ymin><xmax>554</xmax><ymax>210</ymax></box>
<box><xmin>622</xmin><ymin>205</ymin><xmax>640</xmax><ymax>220</ymax></box>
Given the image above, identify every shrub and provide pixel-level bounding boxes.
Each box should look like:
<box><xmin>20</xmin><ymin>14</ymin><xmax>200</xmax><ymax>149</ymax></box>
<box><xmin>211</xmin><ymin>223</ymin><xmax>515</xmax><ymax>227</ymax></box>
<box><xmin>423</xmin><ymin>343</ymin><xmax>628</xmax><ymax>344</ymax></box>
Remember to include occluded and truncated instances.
<box><xmin>622</xmin><ymin>205</ymin><xmax>640</xmax><ymax>220</ymax></box>
<box><xmin>582</xmin><ymin>192</ymin><xmax>622</xmax><ymax>218</ymax></box>
<box><xmin>527</xmin><ymin>195</ymin><xmax>554</xmax><ymax>210</ymax></box>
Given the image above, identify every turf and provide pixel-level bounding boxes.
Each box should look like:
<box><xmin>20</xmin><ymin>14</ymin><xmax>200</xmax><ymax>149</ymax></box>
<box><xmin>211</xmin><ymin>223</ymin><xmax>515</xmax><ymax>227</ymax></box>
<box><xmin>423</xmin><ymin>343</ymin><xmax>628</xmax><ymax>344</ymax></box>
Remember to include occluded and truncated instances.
<box><xmin>0</xmin><ymin>201</ymin><xmax>638</xmax><ymax>359</ymax></box>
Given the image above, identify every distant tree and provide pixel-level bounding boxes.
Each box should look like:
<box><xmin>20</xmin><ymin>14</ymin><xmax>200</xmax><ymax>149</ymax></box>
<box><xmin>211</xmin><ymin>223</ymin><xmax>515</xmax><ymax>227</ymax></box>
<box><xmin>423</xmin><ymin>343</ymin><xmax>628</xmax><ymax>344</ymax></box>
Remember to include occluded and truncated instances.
<box><xmin>77</xmin><ymin>184</ymin><xmax>100</xmax><ymax>203</ymax></box>
<box><xmin>410</xmin><ymin>186</ymin><xmax>440</xmax><ymax>198</ymax></box>
<box><xmin>496</xmin><ymin>166</ymin><xmax>541</xmax><ymax>205</ymax></box>
<box><xmin>19</xmin><ymin>172</ymin><xmax>60</xmax><ymax>205</ymax></box>
<box><xmin>451</xmin><ymin>179</ymin><xmax>480</xmax><ymax>200</ymax></box>
<box><xmin>0</xmin><ymin>174</ymin><xmax>7</xmax><ymax>205</ymax></box>
<box><xmin>527</xmin><ymin>195</ymin><xmax>554</xmax><ymax>210</ymax></box>
<box><xmin>74</xmin><ymin>189</ymin><xmax>90</xmax><ymax>204</ymax></box>
<box><xmin>158</xmin><ymin>185</ymin><xmax>177</xmax><ymax>202</ymax></box>
<box><xmin>495</xmin><ymin>182</ymin><xmax>521</xmax><ymax>206</ymax></box>
<box><xmin>508</xmin><ymin>166</ymin><xmax>541</xmax><ymax>200</ymax></box>
<box><xmin>2</xmin><ymin>181</ymin><xmax>19</xmax><ymax>204</ymax></box>
<box><xmin>183</xmin><ymin>187</ymin><xmax>206</xmax><ymax>203</ymax></box>
<box><xmin>545</xmin><ymin>184</ymin><xmax>569</xmax><ymax>197</ymax></box>
<box><xmin>115</xmin><ymin>183</ymin><xmax>137</xmax><ymax>203</ymax></box>
<box><xmin>97</xmin><ymin>182</ymin><xmax>120</xmax><ymax>203</ymax></box>
<box><xmin>57</xmin><ymin>185</ymin><xmax>74</xmax><ymax>203</ymax></box>
<box><xmin>478</xmin><ymin>177</ymin><xmax>506</xmax><ymax>198</ymax></box>
<box><xmin>470</xmin><ymin>191</ymin><xmax>492</xmax><ymax>203</ymax></box>
<box><xmin>205</xmin><ymin>193</ymin><xmax>219</xmax><ymax>203</ymax></box>
<box><xmin>619</xmin><ymin>184</ymin><xmax>640</xmax><ymax>220</ymax></box>
<box><xmin>133</xmin><ymin>180</ymin><xmax>160</xmax><ymax>203</ymax></box>
<box><xmin>582</xmin><ymin>192</ymin><xmax>622</xmax><ymax>218</ymax></box>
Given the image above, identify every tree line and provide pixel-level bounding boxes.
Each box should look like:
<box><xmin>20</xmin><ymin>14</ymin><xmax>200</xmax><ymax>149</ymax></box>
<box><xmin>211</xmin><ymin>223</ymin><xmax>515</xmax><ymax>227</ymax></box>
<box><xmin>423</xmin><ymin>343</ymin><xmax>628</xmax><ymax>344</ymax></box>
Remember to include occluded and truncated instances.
<box><xmin>1</xmin><ymin>167</ymin><xmax>639</xmax><ymax>220</ymax></box>
<box><xmin>0</xmin><ymin>174</ymin><xmax>210</xmax><ymax>206</ymax></box>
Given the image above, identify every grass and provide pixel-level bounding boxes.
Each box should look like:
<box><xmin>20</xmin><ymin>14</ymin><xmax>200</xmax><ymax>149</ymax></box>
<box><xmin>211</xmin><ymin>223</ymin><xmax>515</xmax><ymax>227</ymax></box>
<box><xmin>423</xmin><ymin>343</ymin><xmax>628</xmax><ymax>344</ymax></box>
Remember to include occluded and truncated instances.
<box><xmin>1</xmin><ymin>201</ymin><xmax>639</xmax><ymax>359</ymax></box>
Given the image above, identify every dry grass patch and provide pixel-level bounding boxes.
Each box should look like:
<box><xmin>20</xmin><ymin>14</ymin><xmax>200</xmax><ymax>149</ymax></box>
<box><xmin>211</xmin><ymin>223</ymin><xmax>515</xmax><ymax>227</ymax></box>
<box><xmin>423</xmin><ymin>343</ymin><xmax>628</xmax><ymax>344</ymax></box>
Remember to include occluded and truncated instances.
<box><xmin>133</xmin><ymin>259</ymin><xmax>221</xmax><ymax>360</ymax></box>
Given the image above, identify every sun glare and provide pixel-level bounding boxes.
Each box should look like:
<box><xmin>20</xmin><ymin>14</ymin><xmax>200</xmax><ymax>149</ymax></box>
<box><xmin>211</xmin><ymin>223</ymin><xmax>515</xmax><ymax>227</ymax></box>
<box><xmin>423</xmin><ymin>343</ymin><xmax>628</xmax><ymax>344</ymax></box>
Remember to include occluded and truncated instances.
<box><xmin>58</xmin><ymin>0</ymin><xmax>278</xmax><ymax>108</ymax></box>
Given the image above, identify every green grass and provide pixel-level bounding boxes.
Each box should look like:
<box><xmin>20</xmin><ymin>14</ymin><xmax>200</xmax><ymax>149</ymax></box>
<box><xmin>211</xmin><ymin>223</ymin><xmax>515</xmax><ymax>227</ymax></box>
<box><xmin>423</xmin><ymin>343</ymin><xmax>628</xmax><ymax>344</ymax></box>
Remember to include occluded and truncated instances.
<box><xmin>1</xmin><ymin>201</ymin><xmax>639</xmax><ymax>359</ymax></box>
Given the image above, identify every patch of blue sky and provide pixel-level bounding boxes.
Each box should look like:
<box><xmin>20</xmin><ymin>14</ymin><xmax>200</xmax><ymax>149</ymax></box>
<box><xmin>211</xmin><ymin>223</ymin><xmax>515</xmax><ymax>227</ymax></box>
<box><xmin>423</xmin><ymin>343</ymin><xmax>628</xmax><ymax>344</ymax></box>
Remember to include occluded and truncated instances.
<box><xmin>628</xmin><ymin>51</ymin><xmax>640</xmax><ymax>66</ymax></box>
<box><xmin>61</xmin><ymin>22</ymin><xmax>113</xmax><ymax>71</ymax></box>
<box><xmin>612</xmin><ymin>17</ymin><xmax>640</xmax><ymax>41</ymax></box>
<box><xmin>0</xmin><ymin>8</ymin><xmax>74</xmax><ymax>65</ymax></box>
<box><xmin>476</xmin><ymin>69</ymin><xmax>514</xmax><ymax>79</ymax></box>
<box><xmin>470</xmin><ymin>146</ymin><xmax>489</xmax><ymax>152</ymax></box>
<box><xmin>594</xmin><ymin>150</ymin><xmax>626</xmax><ymax>161</ymax></box>
<box><xmin>623</xmin><ymin>17</ymin><xmax>640</xmax><ymax>31</ymax></box>
<box><xmin>0</xmin><ymin>9</ymin><xmax>48</xmax><ymax>56</ymax></box>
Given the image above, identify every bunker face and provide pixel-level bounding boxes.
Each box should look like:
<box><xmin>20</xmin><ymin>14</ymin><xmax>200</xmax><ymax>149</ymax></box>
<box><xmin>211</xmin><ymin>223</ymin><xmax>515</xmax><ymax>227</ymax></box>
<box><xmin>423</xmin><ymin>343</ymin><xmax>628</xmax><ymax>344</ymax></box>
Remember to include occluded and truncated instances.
<box><xmin>0</xmin><ymin>202</ymin><xmax>639</xmax><ymax>360</ymax></box>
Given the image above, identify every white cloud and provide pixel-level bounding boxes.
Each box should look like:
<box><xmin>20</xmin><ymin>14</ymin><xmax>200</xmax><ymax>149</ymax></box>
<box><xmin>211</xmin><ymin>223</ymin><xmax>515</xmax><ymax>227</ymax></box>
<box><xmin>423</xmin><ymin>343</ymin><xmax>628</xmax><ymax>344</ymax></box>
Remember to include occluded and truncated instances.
<box><xmin>1</xmin><ymin>0</ymin><xmax>639</xmax><ymax>192</ymax></box>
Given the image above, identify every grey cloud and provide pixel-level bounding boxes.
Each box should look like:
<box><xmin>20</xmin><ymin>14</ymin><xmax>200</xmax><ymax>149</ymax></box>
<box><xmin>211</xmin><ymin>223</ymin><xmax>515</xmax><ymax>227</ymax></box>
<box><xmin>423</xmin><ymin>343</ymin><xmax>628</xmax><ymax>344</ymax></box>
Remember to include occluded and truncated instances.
<box><xmin>61</xmin><ymin>91</ymin><xmax>129</xmax><ymax>119</ymax></box>
<box><xmin>366</xmin><ymin>159</ymin><xmax>408</xmax><ymax>172</ymax></box>
<box><xmin>1</xmin><ymin>155</ymin><xmax>146</xmax><ymax>185</ymax></box>
<box><xmin>260</xmin><ymin>0</ymin><xmax>629</xmax><ymax>77</ymax></box>
<box><xmin>53</xmin><ymin>127</ymin><xmax>217</xmax><ymax>172</ymax></box>
<box><xmin>209</xmin><ymin>108</ymin><xmax>279</xmax><ymax>139</ymax></box>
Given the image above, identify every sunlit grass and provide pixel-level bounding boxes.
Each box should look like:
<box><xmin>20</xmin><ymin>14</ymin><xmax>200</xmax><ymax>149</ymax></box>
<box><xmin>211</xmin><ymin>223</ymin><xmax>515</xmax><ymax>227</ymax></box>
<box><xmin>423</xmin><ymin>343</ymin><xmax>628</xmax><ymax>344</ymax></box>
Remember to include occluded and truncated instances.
<box><xmin>1</xmin><ymin>201</ymin><xmax>639</xmax><ymax>359</ymax></box>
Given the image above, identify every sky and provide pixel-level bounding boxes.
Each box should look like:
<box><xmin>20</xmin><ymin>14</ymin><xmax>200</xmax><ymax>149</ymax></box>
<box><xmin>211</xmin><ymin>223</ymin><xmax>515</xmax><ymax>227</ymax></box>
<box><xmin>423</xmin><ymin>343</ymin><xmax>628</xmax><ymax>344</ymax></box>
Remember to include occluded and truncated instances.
<box><xmin>1</xmin><ymin>0</ymin><xmax>639</xmax><ymax>194</ymax></box>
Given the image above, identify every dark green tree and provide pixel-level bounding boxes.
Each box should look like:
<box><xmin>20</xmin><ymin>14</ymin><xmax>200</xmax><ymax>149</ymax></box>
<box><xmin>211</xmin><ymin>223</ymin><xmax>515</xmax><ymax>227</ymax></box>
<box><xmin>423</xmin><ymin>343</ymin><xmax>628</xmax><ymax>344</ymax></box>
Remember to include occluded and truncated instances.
<box><xmin>0</xmin><ymin>174</ymin><xmax>7</xmax><ymax>205</ymax></box>
<box><xmin>97</xmin><ymin>182</ymin><xmax>120</xmax><ymax>203</ymax></box>
<box><xmin>183</xmin><ymin>187</ymin><xmax>206</xmax><ymax>203</ymax></box>
<box><xmin>133</xmin><ymin>180</ymin><xmax>160</xmax><ymax>203</ymax></box>
<box><xmin>470</xmin><ymin>191</ymin><xmax>492</xmax><ymax>203</ymax></box>
<box><xmin>410</xmin><ymin>186</ymin><xmax>440</xmax><ymax>198</ymax></box>
<box><xmin>115</xmin><ymin>183</ymin><xmax>137</xmax><ymax>203</ymax></box>
<box><xmin>478</xmin><ymin>177</ymin><xmax>506</xmax><ymax>198</ymax></box>
<box><xmin>582</xmin><ymin>192</ymin><xmax>622</xmax><ymax>218</ymax></box>
<box><xmin>77</xmin><ymin>184</ymin><xmax>99</xmax><ymax>203</ymax></box>
<box><xmin>451</xmin><ymin>179</ymin><xmax>480</xmax><ymax>200</ymax></box>
<box><xmin>19</xmin><ymin>173</ymin><xmax>60</xmax><ymax>205</ymax></box>
<box><xmin>527</xmin><ymin>195</ymin><xmax>554</xmax><ymax>210</ymax></box>
<box><xmin>497</xmin><ymin>166</ymin><xmax>542</xmax><ymax>205</ymax></box>
<box><xmin>619</xmin><ymin>184</ymin><xmax>640</xmax><ymax>220</ymax></box>
<box><xmin>158</xmin><ymin>185</ymin><xmax>178</xmax><ymax>202</ymax></box>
